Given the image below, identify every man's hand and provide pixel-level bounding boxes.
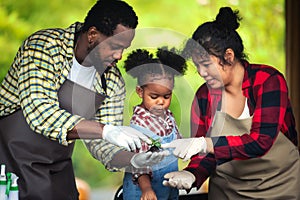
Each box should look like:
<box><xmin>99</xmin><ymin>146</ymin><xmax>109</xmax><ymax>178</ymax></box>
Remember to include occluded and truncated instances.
<box><xmin>161</xmin><ymin>137</ymin><xmax>207</xmax><ymax>161</ymax></box>
<box><xmin>130</xmin><ymin>151</ymin><xmax>169</xmax><ymax>168</ymax></box>
<box><xmin>163</xmin><ymin>170</ymin><xmax>195</xmax><ymax>189</ymax></box>
<box><xmin>102</xmin><ymin>125</ymin><xmax>152</xmax><ymax>151</ymax></box>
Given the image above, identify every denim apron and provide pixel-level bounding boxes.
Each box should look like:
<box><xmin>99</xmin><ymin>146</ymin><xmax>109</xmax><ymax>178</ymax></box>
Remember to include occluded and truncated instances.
<box><xmin>123</xmin><ymin>118</ymin><xmax>179</xmax><ymax>200</ymax></box>
<box><xmin>209</xmin><ymin>111</ymin><xmax>300</xmax><ymax>200</ymax></box>
<box><xmin>0</xmin><ymin>79</ymin><xmax>105</xmax><ymax>200</ymax></box>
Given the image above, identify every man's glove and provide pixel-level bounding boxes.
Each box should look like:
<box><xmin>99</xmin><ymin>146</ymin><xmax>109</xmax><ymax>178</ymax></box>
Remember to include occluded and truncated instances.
<box><xmin>102</xmin><ymin>125</ymin><xmax>152</xmax><ymax>151</ymax></box>
<box><xmin>163</xmin><ymin>170</ymin><xmax>195</xmax><ymax>189</ymax></box>
<box><xmin>161</xmin><ymin>137</ymin><xmax>207</xmax><ymax>161</ymax></box>
<box><xmin>130</xmin><ymin>151</ymin><xmax>169</xmax><ymax>168</ymax></box>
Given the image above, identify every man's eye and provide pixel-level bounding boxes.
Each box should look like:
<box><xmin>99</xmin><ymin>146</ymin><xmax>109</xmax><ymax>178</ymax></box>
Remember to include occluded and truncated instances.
<box><xmin>150</xmin><ymin>95</ymin><xmax>158</xmax><ymax>99</ymax></box>
<box><xmin>111</xmin><ymin>46</ymin><xmax>119</xmax><ymax>50</ymax></box>
<box><xmin>110</xmin><ymin>44</ymin><xmax>121</xmax><ymax>50</ymax></box>
<box><xmin>164</xmin><ymin>95</ymin><xmax>171</xmax><ymax>99</ymax></box>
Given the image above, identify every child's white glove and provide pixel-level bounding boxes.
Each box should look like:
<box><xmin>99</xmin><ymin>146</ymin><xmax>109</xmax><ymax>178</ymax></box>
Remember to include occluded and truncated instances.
<box><xmin>163</xmin><ymin>170</ymin><xmax>195</xmax><ymax>189</ymax></box>
<box><xmin>130</xmin><ymin>151</ymin><xmax>169</xmax><ymax>168</ymax></box>
<box><xmin>102</xmin><ymin>125</ymin><xmax>151</xmax><ymax>151</ymax></box>
<box><xmin>161</xmin><ymin>137</ymin><xmax>207</xmax><ymax>161</ymax></box>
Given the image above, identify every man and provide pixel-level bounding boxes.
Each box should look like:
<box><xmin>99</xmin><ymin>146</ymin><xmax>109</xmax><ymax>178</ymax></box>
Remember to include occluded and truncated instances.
<box><xmin>0</xmin><ymin>1</ymin><xmax>167</xmax><ymax>199</ymax></box>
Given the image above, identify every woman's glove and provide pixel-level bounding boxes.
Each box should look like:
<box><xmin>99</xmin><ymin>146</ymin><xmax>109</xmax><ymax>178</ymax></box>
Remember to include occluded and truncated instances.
<box><xmin>130</xmin><ymin>151</ymin><xmax>169</xmax><ymax>168</ymax></box>
<box><xmin>161</xmin><ymin>137</ymin><xmax>207</xmax><ymax>161</ymax></box>
<box><xmin>102</xmin><ymin>125</ymin><xmax>151</xmax><ymax>151</ymax></box>
<box><xmin>163</xmin><ymin>170</ymin><xmax>195</xmax><ymax>189</ymax></box>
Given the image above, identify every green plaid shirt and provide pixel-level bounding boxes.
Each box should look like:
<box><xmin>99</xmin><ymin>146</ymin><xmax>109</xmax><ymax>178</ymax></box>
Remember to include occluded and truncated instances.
<box><xmin>0</xmin><ymin>22</ymin><xmax>127</xmax><ymax>169</ymax></box>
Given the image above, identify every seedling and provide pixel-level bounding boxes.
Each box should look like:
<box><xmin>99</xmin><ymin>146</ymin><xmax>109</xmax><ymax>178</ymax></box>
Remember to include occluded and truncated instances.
<box><xmin>147</xmin><ymin>138</ymin><xmax>162</xmax><ymax>152</ymax></box>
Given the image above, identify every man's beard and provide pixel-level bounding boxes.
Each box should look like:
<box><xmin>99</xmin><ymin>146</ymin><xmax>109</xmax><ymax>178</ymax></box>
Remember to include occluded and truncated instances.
<box><xmin>86</xmin><ymin>43</ymin><xmax>106</xmax><ymax>74</ymax></box>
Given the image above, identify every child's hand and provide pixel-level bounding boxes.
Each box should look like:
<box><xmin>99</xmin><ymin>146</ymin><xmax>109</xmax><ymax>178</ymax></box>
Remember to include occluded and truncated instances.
<box><xmin>139</xmin><ymin>174</ymin><xmax>157</xmax><ymax>200</ymax></box>
<box><xmin>141</xmin><ymin>188</ymin><xmax>157</xmax><ymax>200</ymax></box>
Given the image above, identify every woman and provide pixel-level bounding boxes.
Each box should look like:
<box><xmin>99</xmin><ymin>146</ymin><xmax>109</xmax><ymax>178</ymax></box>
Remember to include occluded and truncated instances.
<box><xmin>162</xmin><ymin>7</ymin><xmax>300</xmax><ymax>199</ymax></box>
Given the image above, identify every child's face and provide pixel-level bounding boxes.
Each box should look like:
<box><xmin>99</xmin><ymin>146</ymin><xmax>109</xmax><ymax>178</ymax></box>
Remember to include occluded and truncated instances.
<box><xmin>137</xmin><ymin>75</ymin><xmax>174</xmax><ymax>118</ymax></box>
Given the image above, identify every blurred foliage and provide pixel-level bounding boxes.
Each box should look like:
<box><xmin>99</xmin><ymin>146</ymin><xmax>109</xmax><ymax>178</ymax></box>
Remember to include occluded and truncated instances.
<box><xmin>0</xmin><ymin>0</ymin><xmax>284</xmax><ymax>189</ymax></box>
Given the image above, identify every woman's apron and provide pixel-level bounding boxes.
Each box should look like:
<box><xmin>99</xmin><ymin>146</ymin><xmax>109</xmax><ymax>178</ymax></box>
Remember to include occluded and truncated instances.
<box><xmin>0</xmin><ymin>80</ymin><xmax>105</xmax><ymax>200</ymax></box>
<box><xmin>209</xmin><ymin>111</ymin><xmax>300</xmax><ymax>200</ymax></box>
<box><xmin>123</xmin><ymin>121</ymin><xmax>179</xmax><ymax>200</ymax></box>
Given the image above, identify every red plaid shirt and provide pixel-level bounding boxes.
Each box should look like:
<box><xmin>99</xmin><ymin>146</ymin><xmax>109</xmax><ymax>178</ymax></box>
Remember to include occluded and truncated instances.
<box><xmin>185</xmin><ymin>61</ymin><xmax>298</xmax><ymax>188</ymax></box>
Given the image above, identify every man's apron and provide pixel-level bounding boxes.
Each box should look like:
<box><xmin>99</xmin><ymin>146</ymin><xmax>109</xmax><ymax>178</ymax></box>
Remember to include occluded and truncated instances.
<box><xmin>209</xmin><ymin>111</ymin><xmax>300</xmax><ymax>200</ymax></box>
<box><xmin>0</xmin><ymin>80</ymin><xmax>105</xmax><ymax>200</ymax></box>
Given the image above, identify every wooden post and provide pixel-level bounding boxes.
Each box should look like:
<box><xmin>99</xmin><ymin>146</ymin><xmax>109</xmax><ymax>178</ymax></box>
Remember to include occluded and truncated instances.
<box><xmin>285</xmin><ymin>0</ymin><xmax>300</xmax><ymax>149</ymax></box>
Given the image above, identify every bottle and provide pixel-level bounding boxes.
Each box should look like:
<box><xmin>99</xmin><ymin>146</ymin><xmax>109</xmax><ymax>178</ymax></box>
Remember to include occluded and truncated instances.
<box><xmin>8</xmin><ymin>173</ymin><xmax>19</xmax><ymax>200</ymax></box>
<box><xmin>8</xmin><ymin>173</ymin><xmax>18</xmax><ymax>200</ymax></box>
<box><xmin>5</xmin><ymin>173</ymin><xmax>11</xmax><ymax>200</ymax></box>
<box><xmin>0</xmin><ymin>165</ymin><xmax>7</xmax><ymax>200</ymax></box>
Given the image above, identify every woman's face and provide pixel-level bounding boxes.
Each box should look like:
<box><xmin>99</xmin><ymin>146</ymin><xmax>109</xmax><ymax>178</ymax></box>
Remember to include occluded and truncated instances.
<box><xmin>192</xmin><ymin>52</ymin><xmax>225</xmax><ymax>89</ymax></box>
<box><xmin>137</xmin><ymin>75</ymin><xmax>174</xmax><ymax>118</ymax></box>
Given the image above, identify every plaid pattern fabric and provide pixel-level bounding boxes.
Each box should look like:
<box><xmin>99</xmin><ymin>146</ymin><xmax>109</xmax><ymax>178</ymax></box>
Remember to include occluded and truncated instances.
<box><xmin>131</xmin><ymin>106</ymin><xmax>180</xmax><ymax>151</ymax></box>
<box><xmin>185</xmin><ymin>61</ymin><xmax>298</xmax><ymax>188</ymax></box>
<box><xmin>132</xmin><ymin>106</ymin><xmax>174</xmax><ymax>135</ymax></box>
<box><xmin>0</xmin><ymin>22</ymin><xmax>127</xmax><ymax>168</ymax></box>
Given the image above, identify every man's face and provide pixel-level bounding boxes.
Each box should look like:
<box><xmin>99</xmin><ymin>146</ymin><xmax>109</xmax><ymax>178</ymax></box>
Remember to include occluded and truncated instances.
<box><xmin>87</xmin><ymin>24</ymin><xmax>135</xmax><ymax>72</ymax></box>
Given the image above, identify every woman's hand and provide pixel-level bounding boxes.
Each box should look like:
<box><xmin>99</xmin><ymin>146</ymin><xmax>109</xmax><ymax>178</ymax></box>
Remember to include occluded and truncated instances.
<box><xmin>163</xmin><ymin>170</ymin><xmax>195</xmax><ymax>189</ymax></box>
<box><xmin>161</xmin><ymin>137</ymin><xmax>208</xmax><ymax>161</ymax></box>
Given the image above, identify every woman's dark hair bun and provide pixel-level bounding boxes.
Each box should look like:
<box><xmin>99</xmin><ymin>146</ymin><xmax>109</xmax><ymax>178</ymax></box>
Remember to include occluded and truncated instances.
<box><xmin>215</xmin><ymin>7</ymin><xmax>241</xmax><ymax>31</ymax></box>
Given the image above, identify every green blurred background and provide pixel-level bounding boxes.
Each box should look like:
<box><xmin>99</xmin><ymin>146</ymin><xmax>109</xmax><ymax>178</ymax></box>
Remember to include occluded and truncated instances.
<box><xmin>0</xmin><ymin>0</ymin><xmax>284</xmax><ymax>190</ymax></box>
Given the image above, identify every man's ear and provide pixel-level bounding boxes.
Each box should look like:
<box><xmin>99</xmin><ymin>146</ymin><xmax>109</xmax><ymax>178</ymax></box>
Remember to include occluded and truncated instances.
<box><xmin>136</xmin><ymin>86</ymin><xmax>143</xmax><ymax>98</ymax></box>
<box><xmin>224</xmin><ymin>48</ymin><xmax>235</xmax><ymax>65</ymax></box>
<box><xmin>87</xmin><ymin>26</ymin><xmax>100</xmax><ymax>44</ymax></box>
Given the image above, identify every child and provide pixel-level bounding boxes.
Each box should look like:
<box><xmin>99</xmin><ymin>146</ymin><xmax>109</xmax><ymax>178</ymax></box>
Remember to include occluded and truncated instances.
<box><xmin>122</xmin><ymin>47</ymin><xmax>187</xmax><ymax>200</ymax></box>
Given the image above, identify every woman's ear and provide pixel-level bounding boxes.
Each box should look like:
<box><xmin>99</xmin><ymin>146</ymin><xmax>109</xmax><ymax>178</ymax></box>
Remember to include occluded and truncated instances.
<box><xmin>224</xmin><ymin>48</ymin><xmax>235</xmax><ymax>65</ymax></box>
<box><xmin>136</xmin><ymin>86</ymin><xmax>143</xmax><ymax>98</ymax></box>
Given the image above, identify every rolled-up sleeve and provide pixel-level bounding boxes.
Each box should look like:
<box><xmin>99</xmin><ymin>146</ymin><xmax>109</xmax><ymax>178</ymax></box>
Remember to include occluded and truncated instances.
<box><xmin>83</xmin><ymin>67</ymin><xmax>128</xmax><ymax>170</ymax></box>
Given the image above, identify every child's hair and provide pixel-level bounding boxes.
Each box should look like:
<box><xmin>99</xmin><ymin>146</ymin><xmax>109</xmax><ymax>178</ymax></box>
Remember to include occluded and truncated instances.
<box><xmin>124</xmin><ymin>47</ymin><xmax>187</xmax><ymax>86</ymax></box>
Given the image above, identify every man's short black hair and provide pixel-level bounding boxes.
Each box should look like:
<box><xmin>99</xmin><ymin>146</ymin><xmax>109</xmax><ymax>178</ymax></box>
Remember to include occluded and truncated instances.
<box><xmin>82</xmin><ymin>0</ymin><xmax>138</xmax><ymax>36</ymax></box>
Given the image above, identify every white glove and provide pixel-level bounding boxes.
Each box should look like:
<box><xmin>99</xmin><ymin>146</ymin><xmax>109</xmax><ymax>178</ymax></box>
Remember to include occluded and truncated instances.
<box><xmin>161</xmin><ymin>137</ymin><xmax>207</xmax><ymax>161</ymax></box>
<box><xmin>163</xmin><ymin>170</ymin><xmax>195</xmax><ymax>189</ymax></box>
<box><xmin>130</xmin><ymin>151</ymin><xmax>169</xmax><ymax>168</ymax></box>
<box><xmin>102</xmin><ymin>125</ymin><xmax>152</xmax><ymax>151</ymax></box>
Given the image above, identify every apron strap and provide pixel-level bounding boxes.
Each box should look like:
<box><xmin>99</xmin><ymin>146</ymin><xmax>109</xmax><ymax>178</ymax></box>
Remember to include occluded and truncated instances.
<box><xmin>100</xmin><ymin>67</ymin><xmax>109</xmax><ymax>93</ymax></box>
